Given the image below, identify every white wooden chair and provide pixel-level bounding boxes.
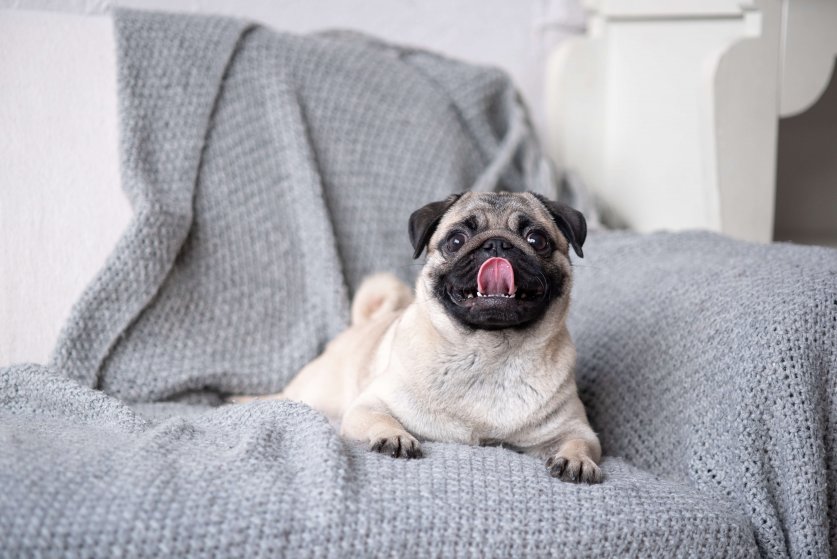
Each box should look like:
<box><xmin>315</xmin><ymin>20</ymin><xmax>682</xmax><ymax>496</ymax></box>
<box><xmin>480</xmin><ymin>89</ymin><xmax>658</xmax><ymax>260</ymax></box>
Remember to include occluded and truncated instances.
<box><xmin>546</xmin><ymin>0</ymin><xmax>837</xmax><ymax>243</ymax></box>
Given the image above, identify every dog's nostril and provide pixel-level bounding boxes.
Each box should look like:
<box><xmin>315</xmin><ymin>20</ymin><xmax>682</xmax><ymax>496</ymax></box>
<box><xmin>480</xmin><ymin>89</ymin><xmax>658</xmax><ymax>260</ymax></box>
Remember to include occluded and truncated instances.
<box><xmin>482</xmin><ymin>237</ymin><xmax>513</xmax><ymax>253</ymax></box>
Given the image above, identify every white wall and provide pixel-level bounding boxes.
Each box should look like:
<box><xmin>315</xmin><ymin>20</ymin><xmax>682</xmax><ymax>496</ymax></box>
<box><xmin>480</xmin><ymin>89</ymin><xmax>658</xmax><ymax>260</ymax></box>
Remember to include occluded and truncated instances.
<box><xmin>0</xmin><ymin>10</ymin><xmax>129</xmax><ymax>366</ymax></box>
<box><xmin>1</xmin><ymin>0</ymin><xmax>586</xmax><ymax>142</ymax></box>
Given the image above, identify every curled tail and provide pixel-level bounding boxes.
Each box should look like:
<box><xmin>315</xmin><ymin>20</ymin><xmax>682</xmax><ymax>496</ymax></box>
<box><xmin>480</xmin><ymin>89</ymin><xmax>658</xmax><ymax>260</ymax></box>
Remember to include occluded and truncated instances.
<box><xmin>351</xmin><ymin>273</ymin><xmax>414</xmax><ymax>326</ymax></box>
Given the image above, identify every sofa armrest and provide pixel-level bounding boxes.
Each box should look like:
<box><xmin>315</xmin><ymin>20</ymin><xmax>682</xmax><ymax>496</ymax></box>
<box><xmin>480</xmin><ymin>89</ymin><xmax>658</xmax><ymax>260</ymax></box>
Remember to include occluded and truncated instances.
<box><xmin>571</xmin><ymin>230</ymin><xmax>837</xmax><ymax>558</ymax></box>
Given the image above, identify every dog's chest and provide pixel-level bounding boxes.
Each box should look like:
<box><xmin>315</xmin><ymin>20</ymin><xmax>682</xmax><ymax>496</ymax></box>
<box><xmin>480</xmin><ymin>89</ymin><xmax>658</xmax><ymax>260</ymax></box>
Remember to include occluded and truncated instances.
<box><xmin>408</xmin><ymin>350</ymin><xmax>556</xmax><ymax>444</ymax></box>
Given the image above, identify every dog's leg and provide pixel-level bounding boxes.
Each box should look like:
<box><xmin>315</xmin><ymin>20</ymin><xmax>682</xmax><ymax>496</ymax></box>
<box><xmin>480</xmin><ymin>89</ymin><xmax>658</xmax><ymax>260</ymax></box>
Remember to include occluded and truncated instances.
<box><xmin>341</xmin><ymin>395</ymin><xmax>422</xmax><ymax>459</ymax></box>
<box><xmin>519</xmin><ymin>392</ymin><xmax>603</xmax><ymax>483</ymax></box>
<box><xmin>525</xmin><ymin>396</ymin><xmax>603</xmax><ymax>483</ymax></box>
<box><xmin>543</xmin><ymin>437</ymin><xmax>602</xmax><ymax>483</ymax></box>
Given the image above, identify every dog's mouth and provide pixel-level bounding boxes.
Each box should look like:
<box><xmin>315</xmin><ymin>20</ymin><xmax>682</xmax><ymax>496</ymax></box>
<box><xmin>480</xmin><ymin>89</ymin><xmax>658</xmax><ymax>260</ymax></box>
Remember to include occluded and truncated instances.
<box><xmin>446</xmin><ymin>257</ymin><xmax>546</xmax><ymax>308</ymax></box>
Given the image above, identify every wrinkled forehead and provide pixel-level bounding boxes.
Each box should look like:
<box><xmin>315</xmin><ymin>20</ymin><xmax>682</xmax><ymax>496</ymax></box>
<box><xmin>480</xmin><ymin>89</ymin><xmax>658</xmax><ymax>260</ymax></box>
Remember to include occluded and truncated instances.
<box><xmin>439</xmin><ymin>192</ymin><xmax>551</xmax><ymax>231</ymax></box>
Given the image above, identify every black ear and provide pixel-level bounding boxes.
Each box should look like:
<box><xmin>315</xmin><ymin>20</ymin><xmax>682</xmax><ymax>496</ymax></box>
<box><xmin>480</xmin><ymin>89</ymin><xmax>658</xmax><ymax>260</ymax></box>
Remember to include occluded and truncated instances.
<box><xmin>408</xmin><ymin>194</ymin><xmax>462</xmax><ymax>259</ymax></box>
<box><xmin>531</xmin><ymin>193</ymin><xmax>587</xmax><ymax>258</ymax></box>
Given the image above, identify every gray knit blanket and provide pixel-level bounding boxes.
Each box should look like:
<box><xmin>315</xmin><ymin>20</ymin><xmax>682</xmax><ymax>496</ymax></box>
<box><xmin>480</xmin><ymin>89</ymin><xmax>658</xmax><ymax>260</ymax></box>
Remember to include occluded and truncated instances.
<box><xmin>2</xmin><ymin>9</ymin><xmax>835</xmax><ymax>558</ymax></box>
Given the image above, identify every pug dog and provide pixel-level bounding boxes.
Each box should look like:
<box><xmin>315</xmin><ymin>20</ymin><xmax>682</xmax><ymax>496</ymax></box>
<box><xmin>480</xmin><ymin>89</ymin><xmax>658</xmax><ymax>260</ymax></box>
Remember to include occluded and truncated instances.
<box><xmin>236</xmin><ymin>191</ymin><xmax>602</xmax><ymax>483</ymax></box>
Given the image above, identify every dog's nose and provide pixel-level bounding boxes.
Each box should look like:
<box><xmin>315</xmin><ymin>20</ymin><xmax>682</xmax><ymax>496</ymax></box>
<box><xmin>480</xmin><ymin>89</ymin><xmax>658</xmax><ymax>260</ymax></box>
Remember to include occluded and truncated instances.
<box><xmin>481</xmin><ymin>237</ymin><xmax>515</xmax><ymax>256</ymax></box>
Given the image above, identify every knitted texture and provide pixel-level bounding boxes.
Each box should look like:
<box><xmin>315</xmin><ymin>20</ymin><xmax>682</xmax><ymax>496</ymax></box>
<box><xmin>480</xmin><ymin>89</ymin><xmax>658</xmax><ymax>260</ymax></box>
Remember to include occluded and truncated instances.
<box><xmin>570</xmin><ymin>231</ymin><xmax>837</xmax><ymax>558</ymax></box>
<box><xmin>1</xmin><ymin>364</ymin><xmax>760</xmax><ymax>558</ymax></box>
<box><xmin>1</xmin><ymin>8</ymin><xmax>834</xmax><ymax>558</ymax></box>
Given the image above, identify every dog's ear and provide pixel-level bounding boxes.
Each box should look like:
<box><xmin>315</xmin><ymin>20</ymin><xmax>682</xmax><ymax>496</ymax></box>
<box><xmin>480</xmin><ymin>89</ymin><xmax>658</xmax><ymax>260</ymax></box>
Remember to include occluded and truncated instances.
<box><xmin>531</xmin><ymin>193</ymin><xmax>587</xmax><ymax>258</ymax></box>
<box><xmin>408</xmin><ymin>194</ymin><xmax>462</xmax><ymax>259</ymax></box>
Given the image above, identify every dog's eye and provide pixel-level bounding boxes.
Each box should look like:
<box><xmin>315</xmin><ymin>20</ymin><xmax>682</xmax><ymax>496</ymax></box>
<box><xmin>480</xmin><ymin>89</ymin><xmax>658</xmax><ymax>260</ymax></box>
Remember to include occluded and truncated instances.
<box><xmin>526</xmin><ymin>231</ymin><xmax>550</xmax><ymax>252</ymax></box>
<box><xmin>446</xmin><ymin>232</ymin><xmax>468</xmax><ymax>253</ymax></box>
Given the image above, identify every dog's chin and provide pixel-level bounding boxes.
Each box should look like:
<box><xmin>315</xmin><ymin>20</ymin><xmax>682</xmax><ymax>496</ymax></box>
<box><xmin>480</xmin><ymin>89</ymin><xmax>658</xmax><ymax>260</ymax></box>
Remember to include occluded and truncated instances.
<box><xmin>437</xmin><ymin>281</ymin><xmax>552</xmax><ymax>330</ymax></box>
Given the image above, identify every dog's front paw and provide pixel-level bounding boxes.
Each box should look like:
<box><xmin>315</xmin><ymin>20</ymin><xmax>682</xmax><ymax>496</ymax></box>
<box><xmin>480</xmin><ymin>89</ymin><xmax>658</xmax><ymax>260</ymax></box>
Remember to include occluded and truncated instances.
<box><xmin>546</xmin><ymin>453</ymin><xmax>602</xmax><ymax>484</ymax></box>
<box><xmin>370</xmin><ymin>432</ymin><xmax>422</xmax><ymax>459</ymax></box>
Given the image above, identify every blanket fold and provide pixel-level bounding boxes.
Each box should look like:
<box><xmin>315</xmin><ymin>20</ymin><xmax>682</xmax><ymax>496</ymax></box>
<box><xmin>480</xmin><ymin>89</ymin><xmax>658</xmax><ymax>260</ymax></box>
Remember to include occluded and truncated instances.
<box><xmin>51</xmin><ymin>12</ymin><xmax>251</xmax><ymax>390</ymax></box>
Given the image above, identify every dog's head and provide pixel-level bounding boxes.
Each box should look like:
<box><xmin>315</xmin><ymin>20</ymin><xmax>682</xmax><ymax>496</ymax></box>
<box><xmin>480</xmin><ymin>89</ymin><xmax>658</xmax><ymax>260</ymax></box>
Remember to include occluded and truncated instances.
<box><xmin>409</xmin><ymin>192</ymin><xmax>586</xmax><ymax>331</ymax></box>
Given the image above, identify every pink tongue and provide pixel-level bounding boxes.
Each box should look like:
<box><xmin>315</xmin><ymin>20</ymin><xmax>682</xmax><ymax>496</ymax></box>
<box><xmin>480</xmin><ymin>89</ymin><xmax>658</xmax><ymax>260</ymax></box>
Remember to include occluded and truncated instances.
<box><xmin>477</xmin><ymin>257</ymin><xmax>516</xmax><ymax>295</ymax></box>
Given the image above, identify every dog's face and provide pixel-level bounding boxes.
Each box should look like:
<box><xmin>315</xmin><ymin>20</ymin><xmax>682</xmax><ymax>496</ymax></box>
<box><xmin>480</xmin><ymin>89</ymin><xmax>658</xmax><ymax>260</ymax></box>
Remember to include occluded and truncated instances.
<box><xmin>409</xmin><ymin>192</ymin><xmax>586</xmax><ymax>331</ymax></box>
